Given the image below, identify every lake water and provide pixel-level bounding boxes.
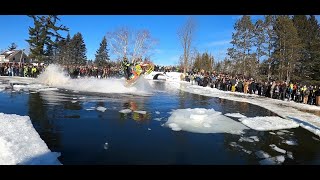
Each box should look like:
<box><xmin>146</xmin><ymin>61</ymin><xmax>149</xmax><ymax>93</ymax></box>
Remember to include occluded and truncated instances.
<box><xmin>1</xmin><ymin>78</ymin><xmax>320</xmax><ymax>165</ymax></box>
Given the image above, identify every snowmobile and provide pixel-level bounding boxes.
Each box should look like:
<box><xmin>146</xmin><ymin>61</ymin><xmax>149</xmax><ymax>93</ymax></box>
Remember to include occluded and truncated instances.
<box><xmin>125</xmin><ymin>62</ymin><xmax>154</xmax><ymax>87</ymax></box>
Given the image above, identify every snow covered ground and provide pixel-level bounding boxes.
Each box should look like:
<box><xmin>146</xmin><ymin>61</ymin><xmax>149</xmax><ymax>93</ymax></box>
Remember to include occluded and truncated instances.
<box><xmin>0</xmin><ymin>113</ymin><xmax>61</xmax><ymax>165</ymax></box>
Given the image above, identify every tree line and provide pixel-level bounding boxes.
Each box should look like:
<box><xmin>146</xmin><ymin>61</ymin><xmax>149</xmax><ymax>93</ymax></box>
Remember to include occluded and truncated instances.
<box><xmin>179</xmin><ymin>15</ymin><xmax>320</xmax><ymax>84</ymax></box>
<box><xmin>25</xmin><ymin>15</ymin><xmax>156</xmax><ymax>67</ymax></box>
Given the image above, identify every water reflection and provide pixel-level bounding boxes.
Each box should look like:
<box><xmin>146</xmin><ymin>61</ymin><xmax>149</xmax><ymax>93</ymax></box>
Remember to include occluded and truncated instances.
<box><xmin>121</xmin><ymin>100</ymin><xmax>150</xmax><ymax>123</ymax></box>
<box><xmin>28</xmin><ymin>92</ymin><xmax>62</xmax><ymax>150</ymax></box>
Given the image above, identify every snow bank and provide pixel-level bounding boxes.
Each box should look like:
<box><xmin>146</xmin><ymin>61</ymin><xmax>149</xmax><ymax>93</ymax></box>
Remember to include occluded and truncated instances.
<box><xmin>0</xmin><ymin>113</ymin><xmax>61</xmax><ymax>165</ymax></box>
<box><xmin>165</xmin><ymin>108</ymin><xmax>249</xmax><ymax>135</ymax></box>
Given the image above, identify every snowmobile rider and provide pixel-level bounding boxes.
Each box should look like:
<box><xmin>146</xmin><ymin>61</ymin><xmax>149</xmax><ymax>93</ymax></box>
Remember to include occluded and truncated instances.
<box><xmin>122</xmin><ymin>57</ymin><xmax>132</xmax><ymax>80</ymax></box>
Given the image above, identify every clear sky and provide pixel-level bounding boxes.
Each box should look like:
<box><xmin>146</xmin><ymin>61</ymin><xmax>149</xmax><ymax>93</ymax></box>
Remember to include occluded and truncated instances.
<box><xmin>1</xmin><ymin>15</ymin><xmax>319</xmax><ymax>66</ymax></box>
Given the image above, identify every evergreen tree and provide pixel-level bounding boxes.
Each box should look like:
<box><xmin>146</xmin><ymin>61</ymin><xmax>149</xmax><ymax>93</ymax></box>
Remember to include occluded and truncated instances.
<box><xmin>264</xmin><ymin>15</ymin><xmax>277</xmax><ymax>81</ymax></box>
<box><xmin>273</xmin><ymin>15</ymin><xmax>301</xmax><ymax>82</ymax></box>
<box><xmin>308</xmin><ymin>15</ymin><xmax>320</xmax><ymax>81</ymax></box>
<box><xmin>253</xmin><ymin>19</ymin><xmax>267</xmax><ymax>79</ymax></box>
<box><xmin>69</xmin><ymin>32</ymin><xmax>87</xmax><ymax>65</ymax></box>
<box><xmin>56</xmin><ymin>33</ymin><xmax>71</xmax><ymax>65</ymax></box>
<box><xmin>26</xmin><ymin>15</ymin><xmax>68</xmax><ymax>63</ymax></box>
<box><xmin>94</xmin><ymin>36</ymin><xmax>110</xmax><ymax>67</ymax></box>
<box><xmin>44</xmin><ymin>43</ymin><xmax>54</xmax><ymax>64</ymax></box>
<box><xmin>292</xmin><ymin>15</ymin><xmax>310</xmax><ymax>81</ymax></box>
<box><xmin>192</xmin><ymin>52</ymin><xmax>214</xmax><ymax>72</ymax></box>
<box><xmin>229</xmin><ymin>15</ymin><xmax>255</xmax><ymax>77</ymax></box>
<box><xmin>8</xmin><ymin>43</ymin><xmax>18</xmax><ymax>51</ymax></box>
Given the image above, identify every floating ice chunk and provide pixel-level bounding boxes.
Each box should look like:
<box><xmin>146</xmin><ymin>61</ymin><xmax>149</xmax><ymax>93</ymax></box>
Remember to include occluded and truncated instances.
<box><xmin>96</xmin><ymin>106</ymin><xmax>107</xmax><ymax>112</ymax></box>
<box><xmin>72</xmin><ymin>97</ymin><xmax>77</xmax><ymax>100</ymax></box>
<box><xmin>37</xmin><ymin>88</ymin><xmax>59</xmax><ymax>92</ymax></box>
<box><xmin>283</xmin><ymin>140</ymin><xmax>298</xmax><ymax>146</ymax></box>
<box><xmin>154</xmin><ymin>118</ymin><xmax>162</xmax><ymax>121</ymax></box>
<box><xmin>270</xmin><ymin>144</ymin><xmax>286</xmax><ymax>154</ymax></box>
<box><xmin>229</xmin><ymin>142</ymin><xmax>244</xmax><ymax>149</ymax></box>
<box><xmin>148</xmin><ymin>128</ymin><xmax>151</xmax><ymax>131</ymax></box>
<box><xmin>287</xmin><ymin>152</ymin><xmax>294</xmax><ymax>159</ymax></box>
<box><xmin>85</xmin><ymin>108</ymin><xmax>94</xmax><ymax>111</ymax></box>
<box><xmin>134</xmin><ymin>111</ymin><xmax>147</xmax><ymax>115</ymax></box>
<box><xmin>71</xmin><ymin>101</ymin><xmax>77</xmax><ymax>103</ymax></box>
<box><xmin>312</xmin><ymin>136</ymin><xmax>320</xmax><ymax>141</ymax></box>
<box><xmin>275</xmin><ymin>155</ymin><xmax>285</xmax><ymax>163</ymax></box>
<box><xmin>276</xmin><ymin>131</ymin><xmax>285</xmax><ymax>136</ymax></box>
<box><xmin>203</xmin><ymin>123</ymin><xmax>211</xmax><ymax>128</ymax></box>
<box><xmin>242</xmin><ymin>149</ymin><xmax>252</xmax><ymax>154</ymax></box>
<box><xmin>249</xmin><ymin>136</ymin><xmax>259</xmax><ymax>142</ymax></box>
<box><xmin>224</xmin><ymin>113</ymin><xmax>247</xmax><ymax>118</ymax></box>
<box><xmin>73</xmin><ymin>91</ymin><xmax>79</xmax><ymax>93</ymax></box>
<box><xmin>171</xmin><ymin>80</ymin><xmax>320</xmax><ymax>138</ymax></box>
<box><xmin>259</xmin><ymin>158</ymin><xmax>277</xmax><ymax>165</ymax></box>
<box><xmin>269</xmin><ymin>132</ymin><xmax>276</xmax><ymax>135</ymax></box>
<box><xmin>166</xmin><ymin>108</ymin><xmax>248</xmax><ymax>135</ymax></box>
<box><xmin>103</xmin><ymin>142</ymin><xmax>109</xmax><ymax>150</ymax></box>
<box><xmin>155</xmin><ymin>111</ymin><xmax>160</xmax><ymax>114</ymax></box>
<box><xmin>240</xmin><ymin>116</ymin><xmax>299</xmax><ymax>131</ymax></box>
<box><xmin>167</xmin><ymin>123</ymin><xmax>182</xmax><ymax>131</ymax></box>
<box><xmin>239</xmin><ymin>137</ymin><xmax>255</xmax><ymax>143</ymax></box>
<box><xmin>279</xmin><ymin>130</ymin><xmax>291</xmax><ymax>133</ymax></box>
<box><xmin>119</xmin><ymin>109</ymin><xmax>132</xmax><ymax>114</ymax></box>
<box><xmin>255</xmin><ymin>150</ymin><xmax>271</xmax><ymax>159</ymax></box>
<box><xmin>259</xmin><ymin>155</ymin><xmax>285</xmax><ymax>165</ymax></box>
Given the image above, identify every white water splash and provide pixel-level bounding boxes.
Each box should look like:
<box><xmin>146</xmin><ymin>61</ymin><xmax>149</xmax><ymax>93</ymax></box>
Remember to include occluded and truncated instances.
<box><xmin>36</xmin><ymin>64</ymin><xmax>153</xmax><ymax>95</ymax></box>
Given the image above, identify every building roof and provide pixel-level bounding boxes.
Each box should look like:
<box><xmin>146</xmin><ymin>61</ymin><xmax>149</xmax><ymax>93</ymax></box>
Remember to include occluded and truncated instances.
<box><xmin>0</xmin><ymin>50</ymin><xmax>25</xmax><ymax>60</ymax></box>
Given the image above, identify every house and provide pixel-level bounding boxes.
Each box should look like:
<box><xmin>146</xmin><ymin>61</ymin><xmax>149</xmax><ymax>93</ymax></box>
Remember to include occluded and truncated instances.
<box><xmin>0</xmin><ymin>50</ymin><xmax>29</xmax><ymax>64</ymax></box>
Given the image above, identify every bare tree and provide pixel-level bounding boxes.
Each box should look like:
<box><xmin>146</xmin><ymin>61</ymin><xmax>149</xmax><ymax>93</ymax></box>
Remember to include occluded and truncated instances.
<box><xmin>178</xmin><ymin>17</ymin><xmax>196</xmax><ymax>75</ymax></box>
<box><xmin>108</xmin><ymin>27</ymin><xmax>157</xmax><ymax>63</ymax></box>
<box><xmin>132</xmin><ymin>29</ymin><xmax>157</xmax><ymax>63</ymax></box>
<box><xmin>108</xmin><ymin>27</ymin><xmax>130</xmax><ymax>60</ymax></box>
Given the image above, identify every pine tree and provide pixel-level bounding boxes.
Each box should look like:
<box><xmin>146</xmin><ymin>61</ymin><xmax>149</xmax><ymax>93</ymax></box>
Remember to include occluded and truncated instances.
<box><xmin>26</xmin><ymin>15</ymin><xmax>68</xmax><ymax>63</ymax></box>
<box><xmin>253</xmin><ymin>19</ymin><xmax>267</xmax><ymax>79</ymax></box>
<box><xmin>94</xmin><ymin>36</ymin><xmax>110</xmax><ymax>67</ymax></box>
<box><xmin>69</xmin><ymin>32</ymin><xmax>87</xmax><ymax>65</ymax></box>
<box><xmin>192</xmin><ymin>52</ymin><xmax>214</xmax><ymax>72</ymax></box>
<box><xmin>56</xmin><ymin>33</ymin><xmax>71</xmax><ymax>65</ymax></box>
<box><xmin>292</xmin><ymin>15</ymin><xmax>310</xmax><ymax>81</ymax></box>
<box><xmin>264</xmin><ymin>15</ymin><xmax>277</xmax><ymax>81</ymax></box>
<box><xmin>273</xmin><ymin>15</ymin><xmax>301</xmax><ymax>82</ymax></box>
<box><xmin>45</xmin><ymin>43</ymin><xmax>54</xmax><ymax>64</ymax></box>
<box><xmin>8</xmin><ymin>43</ymin><xmax>18</xmax><ymax>51</ymax></box>
<box><xmin>308</xmin><ymin>15</ymin><xmax>320</xmax><ymax>82</ymax></box>
<box><xmin>229</xmin><ymin>15</ymin><xmax>255</xmax><ymax>77</ymax></box>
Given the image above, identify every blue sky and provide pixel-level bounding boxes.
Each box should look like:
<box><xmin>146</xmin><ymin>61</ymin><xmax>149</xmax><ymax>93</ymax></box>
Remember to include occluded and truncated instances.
<box><xmin>1</xmin><ymin>15</ymin><xmax>319</xmax><ymax>66</ymax></box>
